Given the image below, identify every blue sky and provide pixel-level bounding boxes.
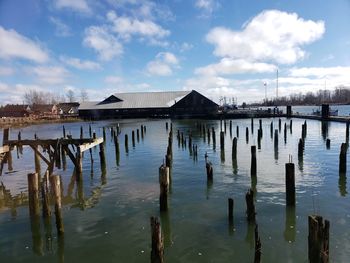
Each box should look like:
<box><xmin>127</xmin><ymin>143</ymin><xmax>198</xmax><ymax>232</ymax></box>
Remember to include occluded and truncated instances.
<box><xmin>0</xmin><ymin>0</ymin><xmax>350</xmax><ymax>104</ymax></box>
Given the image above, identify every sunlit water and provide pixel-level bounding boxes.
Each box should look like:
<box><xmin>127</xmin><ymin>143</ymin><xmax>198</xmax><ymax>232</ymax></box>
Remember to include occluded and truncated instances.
<box><xmin>0</xmin><ymin>118</ymin><xmax>350</xmax><ymax>262</ymax></box>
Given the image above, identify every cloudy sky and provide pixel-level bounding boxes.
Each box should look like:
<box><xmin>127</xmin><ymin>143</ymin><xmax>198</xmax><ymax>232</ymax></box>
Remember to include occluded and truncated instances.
<box><xmin>0</xmin><ymin>0</ymin><xmax>350</xmax><ymax>105</ymax></box>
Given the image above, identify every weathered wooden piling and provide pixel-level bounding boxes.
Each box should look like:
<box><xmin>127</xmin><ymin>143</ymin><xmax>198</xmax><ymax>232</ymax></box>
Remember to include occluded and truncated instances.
<box><xmin>259</xmin><ymin>119</ymin><xmax>262</xmax><ymax>131</ymax></box>
<box><xmin>251</xmin><ymin>146</ymin><xmax>257</xmax><ymax>177</ymax></box>
<box><xmin>28</xmin><ymin>173</ymin><xmax>40</xmax><ymax>217</ymax></box>
<box><xmin>165</xmin><ymin>122</ymin><xmax>168</xmax><ymax>130</ymax></box>
<box><xmin>270</xmin><ymin>121</ymin><xmax>273</xmax><ymax>138</ymax></box>
<box><xmin>308</xmin><ymin>215</ymin><xmax>330</xmax><ymax>263</ymax></box>
<box><xmin>274</xmin><ymin>129</ymin><xmax>278</xmax><ymax>148</ymax></box>
<box><xmin>220</xmin><ymin>131</ymin><xmax>225</xmax><ymax>150</ymax></box>
<box><xmin>251</xmin><ymin>118</ymin><xmax>254</xmax><ymax>134</ymax></box>
<box><xmin>206</xmin><ymin>162</ymin><xmax>213</xmax><ymax>181</ymax></box>
<box><xmin>125</xmin><ymin>134</ymin><xmax>129</xmax><ymax>148</ymax></box>
<box><xmin>257</xmin><ymin>131</ymin><xmax>261</xmax><ymax>149</ymax></box>
<box><xmin>89</xmin><ymin>125</ymin><xmax>92</xmax><ymax>138</ymax></box>
<box><xmin>246</xmin><ymin>127</ymin><xmax>249</xmax><ymax>143</ymax></box>
<box><xmin>326</xmin><ymin>139</ymin><xmax>331</xmax><ymax>149</ymax></box>
<box><xmin>279</xmin><ymin>118</ymin><xmax>282</xmax><ymax>132</ymax></box>
<box><xmin>207</xmin><ymin>128</ymin><xmax>210</xmax><ymax>143</ymax></box>
<box><xmin>75</xmin><ymin>151</ymin><xmax>83</xmax><ymax>180</ymax></box>
<box><xmin>298</xmin><ymin>138</ymin><xmax>304</xmax><ymax>157</ymax></box>
<box><xmin>254</xmin><ymin>224</ymin><xmax>262</xmax><ymax>263</ymax></box>
<box><xmin>51</xmin><ymin>175</ymin><xmax>64</xmax><ymax>235</ymax></box>
<box><xmin>136</xmin><ymin>129</ymin><xmax>140</xmax><ymax>142</ymax></box>
<box><xmin>228</xmin><ymin>198</ymin><xmax>234</xmax><ymax>224</ymax></box>
<box><xmin>245</xmin><ymin>188</ymin><xmax>256</xmax><ymax>222</ymax></box>
<box><xmin>339</xmin><ymin>142</ymin><xmax>347</xmax><ymax>173</ymax></box>
<box><xmin>141</xmin><ymin>125</ymin><xmax>144</xmax><ymax>139</ymax></box>
<box><xmin>232</xmin><ymin>137</ymin><xmax>237</xmax><ymax>160</ymax></box>
<box><xmin>150</xmin><ymin>216</ymin><xmax>164</xmax><ymax>263</ymax></box>
<box><xmin>212</xmin><ymin>127</ymin><xmax>216</xmax><ymax>145</ymax></box>
<box><xmin>102</xmin><ymin>127</ymin><xmax>106</xmax><ymax>142</ymax></box>
<box><xmin>41</xmin><ymin>171</ymin><xmax>51</xmax><ymax>218</ymax></box>
<box><xmin>290</xmin><ymin>119</ymin><xmax>293</xmax><ymax>133</ymax></box>
<box><xmin>99</xmin><ymin>143</ymin><xmax>106</xmax><ymax>171</ymax></box>
<box><xmin>62</xmin><ymin>126</ymin><xmax>66</xmax><ymax>138</ymax></box>
<box><xmin>285</xmin><ymin>163</ymin><xmax>295</xmax><ymax>206</ymax></box>
<box><xmin>236</xmin><ymin>126</ymin><xmax>239</xmax><ymax>138</ymax></box>
<box><xmin>284</xmin><ymin>123</ymin><xmax>287</xmax><ymax>144</ymax></box>
<box><xmin>132</xmin><ymin>130</ymin><xmax>135</xmax><ymax>147</ymax></box>
<box><xmin>229</xmin><ymin>120</ymin><xmax>232</xmax><ymax>134</ymax></box>
<box><xmin>159</xmin><ymin>165</ymin><xmax>169</xmax><ymax>212</ymax></box>
<box><xmin>346</xmin><ymin>122</ymin><xmax>349</xmax><ymax>142</ymax></box>
<box><xmin>224</xmin><ymin>119</ymin><xmax>227</xmax><ymax>133</ymax></box>
<box><xmin>114</xmin><ymin>136</ymin><xmax>120</xmax><ymax>166</ymax></box>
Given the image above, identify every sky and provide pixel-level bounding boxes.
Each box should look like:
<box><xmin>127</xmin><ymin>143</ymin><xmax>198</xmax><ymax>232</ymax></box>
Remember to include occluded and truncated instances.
<box><xmin>0</xmin><ymin>0</ymin><xmax>350</xmax><ymax>105</ymax></box>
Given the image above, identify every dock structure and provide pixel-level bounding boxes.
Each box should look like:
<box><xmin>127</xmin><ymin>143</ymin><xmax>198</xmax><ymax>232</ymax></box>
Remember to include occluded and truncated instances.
<box><xmin>0</xmin><ymin>128</ymin><xmax>104</xmax><ymax>176</ymax></box>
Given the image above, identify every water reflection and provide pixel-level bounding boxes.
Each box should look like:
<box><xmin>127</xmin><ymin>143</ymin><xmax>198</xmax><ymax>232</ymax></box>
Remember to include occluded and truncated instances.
<box><xmin>160</xmin><ymin>211</ymin><xmax>172</xmax><ymax>248</ymax></box>
<box><xmin>245</xmin><ymin>222</ymin><xmax>255</xmax><ymax>249</ymax></box>
<box><xmin>284</xmin><ymin>207</ymin><xmax>296</xmax><ymax>243</ymax></box>
<box><xmin>321</xmin><ymin>121</ymin><xmax>329</xmax><ymax>141</ymax></box>
<box><xmin>232</xmin><ymin>157</ymin><xmax>238</xmax><ymax>176</ymax></box>
<box><xmin>30</xmin><ymin>214</ymin><xmax>43</xmax><ymax>255</ymax></box>
<box><xmin>206</xmin><ymin>179</ymin><xmax>213</xmax><ymax>200</ymax></box>
<box><xmin>220</xmin><ymin>148</ymin><xmax>225</xmax><ymax>163</ymax></box>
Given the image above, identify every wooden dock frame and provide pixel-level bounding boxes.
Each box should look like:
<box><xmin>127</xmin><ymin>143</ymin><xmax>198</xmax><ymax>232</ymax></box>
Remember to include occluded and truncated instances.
<box><xmin>0</xmin><ymin>128</ymin><xmax>104</xmax><ymax>177</ymax></box>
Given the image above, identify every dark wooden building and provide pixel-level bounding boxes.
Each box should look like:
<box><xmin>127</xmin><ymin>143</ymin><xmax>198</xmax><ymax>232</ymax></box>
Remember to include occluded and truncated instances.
<box><xmin>0</xmin><ymin>104</ymin><xmax>30</xmax><ymax>117</ymax></box>
<box><xmin>78</xmin><ymin>90</ymin><xmax>218</xmax><ymax>119</ymax></box>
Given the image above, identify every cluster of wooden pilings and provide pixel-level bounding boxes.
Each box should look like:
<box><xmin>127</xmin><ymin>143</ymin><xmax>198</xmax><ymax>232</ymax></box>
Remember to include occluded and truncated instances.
<box><xmin>149</xmin><ymin>117</ymin><xmax>337</xmax><ymax>263</ymax></box>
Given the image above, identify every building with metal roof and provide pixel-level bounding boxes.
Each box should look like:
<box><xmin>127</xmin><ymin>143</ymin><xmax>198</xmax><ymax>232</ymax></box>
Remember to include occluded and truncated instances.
<box><xmin>78</xmin><ymin>90</ymin><xmax>218</xmax><ymax>119</ymax></box>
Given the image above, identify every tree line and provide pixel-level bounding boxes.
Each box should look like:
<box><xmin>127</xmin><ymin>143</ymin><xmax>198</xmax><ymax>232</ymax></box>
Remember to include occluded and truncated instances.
<box><xmin>251</xmin><ymin>86</ymin><xmax>350</xmax><ymax>106</ymax></box>
<box><xmin>23</xmin><ymin>89</ymin><xmax>88</xmax><ymax>105</ymax></box>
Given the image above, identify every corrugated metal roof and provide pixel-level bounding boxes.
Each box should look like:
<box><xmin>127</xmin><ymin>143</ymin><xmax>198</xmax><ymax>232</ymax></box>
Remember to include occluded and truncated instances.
<box><xmin>79</xmin><ymin>91</ymin><xmax>191</xmax><ymax>110</ymax></box>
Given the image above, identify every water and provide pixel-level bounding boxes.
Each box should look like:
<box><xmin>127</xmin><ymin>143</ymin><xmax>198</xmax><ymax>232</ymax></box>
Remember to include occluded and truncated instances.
<box><xmin>261</xmin><ymin>104</ymin><xmax>350</xmax><ymax>116</ymax></box>
<box><xmin>0</xmin><ymin>118</ymin><xmax>350</xmax><ymax>262</ymax></box>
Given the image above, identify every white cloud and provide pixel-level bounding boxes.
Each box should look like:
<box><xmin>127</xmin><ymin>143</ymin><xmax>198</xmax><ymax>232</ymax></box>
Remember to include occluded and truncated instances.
<box><xmin>180</xmin><ymin>42</ymin><xmax>194</xmax><ymax>52</ymax></box>
<box><xmin>105</xmin><ymin>76</ymin><xmax>124</xmax><ymax>84</ymax></box>
<box><xmin>195</xmin><ymin>0</ymin><xmax>219</xmax><ymax>16</ymax></box>
<box><xmin>54</xmin><ymin>0</ymin><xmax>91</xmax><ymax>13</ymax></box>
<box><xmin>206</xmin><ymin>10</ymin><xmax>325</xmax><ymax>64</ymax></box>
<box><xmin>29</xmin><ymin>66</ymin><xmax>69</xmax><ymax>85</ymax></box>
<box><xmin>83</xmin><ymin>26</ymin><xmax>123</xmax><ymax>61</ymax></box>
<box><xmin>0</xmin><ymin>26</ymin><xmax>49</xmax><ymax>63</ymax></box>
<box><xmin>0</xmin><ymin>66</ymin><xmax>14</xmax><ymax>76</ymax></box>
<box><xmin>106</xmin><ymin>10</ymin><xmax>170</xmax><ymax>41</ymax></box>
<box><xmin>49</xmin><ymin>17</ymin><xmax>72</xmax><ymax>37</ymax></box>
<box><xmin>146</xmin><ymin>52</ymin><xmax>179</xmax><ymax>76</ymax></box>
<box><xmin>60</xmin><ymin>56</ymin><xmax>101</xmax><ymax>70</ymax></box>
<box><xmin>195</xmin><ymin>58</ymin><xmax>277</xmax><ymax>75</ymax></box>
<box><xmin>289</xmin><ymin>66</ymin><xmax>350</xmax><ymax>78</ymax></box>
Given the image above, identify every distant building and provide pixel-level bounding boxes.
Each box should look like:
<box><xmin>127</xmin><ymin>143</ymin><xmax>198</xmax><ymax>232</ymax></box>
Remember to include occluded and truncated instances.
<box><xmin>57</xmin><ymin>102</ymin><xmax>79</xmax><ymax>117</ymax></box>
<box><xmin>0</xmin><ymin>104</ymin><xmax>31</xmax><ymax>117</ymax></box>
<box><xmin>30</xmin><ymin>104</ymin><xmax>58</xmax><ymax>117</ymax></box>
<box><xmin>79</xmin><ymin>90</ymin><xmax>218</xmax><ymax>119</ymax></box>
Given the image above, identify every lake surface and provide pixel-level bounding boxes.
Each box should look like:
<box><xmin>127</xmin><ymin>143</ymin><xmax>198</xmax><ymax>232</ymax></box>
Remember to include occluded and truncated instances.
<box><xmin>0</xmin><ymin>117</ymin><xmax>349</xmax><ymax>262</ymax></box>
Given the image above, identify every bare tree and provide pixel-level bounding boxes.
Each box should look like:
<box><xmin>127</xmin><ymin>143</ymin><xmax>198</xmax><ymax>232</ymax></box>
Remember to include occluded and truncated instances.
<box><xmin>66</xmin><ymin>89</ymin><xmax>76</xmax><ymax>102</ymax></box>
<box><xmin>80</xmin><ymin>89</ymin><xmax>89</xmax><ymax>102</ymax></box>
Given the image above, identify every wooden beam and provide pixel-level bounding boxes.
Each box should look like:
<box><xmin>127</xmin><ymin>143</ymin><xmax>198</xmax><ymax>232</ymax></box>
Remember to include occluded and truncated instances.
<box><xmin>62</xmin><ymin>145</ymin><xmax>77</xmax><ymax>166</ymax></box>
<box><xmin>29</xmin><ymin>145</ymin><xmax>51</xmax><ymax>166</ymax></box>
<box><xmin>6</xmin><ymin>138</ymin><xmax>98</xmax><ymax>147</ymax></box>
<box><xmin>0</xmin><ymin>145</ymin><xmax>9</xmax><ymax>154</ymax></box>
<box><xmin>78</xmin><ymin>138</ymin><xmax>104</xmax><ymax>153</ymax></box>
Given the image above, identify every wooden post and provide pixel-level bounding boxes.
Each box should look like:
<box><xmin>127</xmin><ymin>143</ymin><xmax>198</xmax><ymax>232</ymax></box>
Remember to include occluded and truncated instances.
<box><xmin>207</xmin><ymin>128</ymin><xmax>210</xmax><ymax>143</ymax></box>
<box><xmin>28</xmin><ymin>173</ymin><xmax>40</xmax><ymax>217</ymax></box>
<box><xmin>89</xmin><ymin>125</ymin><xmax>92</xmax><ymax>138</ymax></box>
<box><xmin>298</xmin><ymin>138</ymin><xmax>304</xmax><ymax>158</ymax></box>
<box><xmin>125</xmin><ymin>134</ymin><xmax>129</xmax><ymax>148</ymax></box>
<box><xmin>326</xmin><ymin>139</ymin><xmax>330</xmax><ymax>149</ymax></box>
<box><xmin>346</xmin><ymin>122</ymin><xmax>350</xmax><ymax>142</ymax></box>
<box><xmin>80</xmin><ymin>126</ymin><xmax>83</xmax><ymax>139</ymax></box>
<box><xmin>165</xmin><ymin>122</ymin><xmax>168</xmax><ymax>130</ymax></box>
<box><xmin>132</xmin><ymin>130</ymin><xmax>135</xmax><ymax>147</ymax></box>
<box><xmin>274</xmin><ymin>129</ymin><xmax>278</xmax><ymax>148</ymax></box>
<box><xmin>284</xmin><ymin>122</ymin><xmax>287</xmax><ymax>144</ymax></box>
<box><xmin>76</xmin><ymin>150</ymin><xmax>83</xmax><ymax>181</ymax></box>
<box><xmin>2</xmin><ymin>128</ymin><xmax>9</xmax><ymax>144</ymax></box>
<box><xmin>212</xmin><ymin>127</ymin><xmax>216</xmax><ymax>145</ymax></box>
<box><xmin>245</xmin><ymin>188</ymin><xmax>256</xmax><ymax>222</ymax></box>
<box><xmin>290</xmin><ymin>119</ymin><xmax>293</xmax><ymax>133</ymax></box>
<box><xmin>220</xmin><ymin>131</ymin><xmax>225</xmax><ymax>150</ymax></box>
<box><xmin>259</xmin><ymin>119</ymin><xmax>262</xmax><ymax>131</ymax></box>
<box><xmin>137</xmin><ymin>129</ymin><xmax>140</xmax><ymax>142</ymax></box>
<box><xmin>228</xmin><ymin>198</ymin><xmax>234</xmax><ymax>223</ymax></box>
<box><xmin>285</xmin><ymin>163</ymin><xmax>295</xmax><ymax>206</ymax></box>
<box><xmin>257</xmin><ymin>129</ymin><xmax>262</xmax><ymax>149</ymax></box>
<box><xmin>308</xmin><ymin>215</ymin><xmax>330</xmax><ymax>263</ymax></box>
<box><xmin>229</xmin><ymin>120</ymin><xmax>232</xmax><ymax>135</ymax></box>
<box><xmin>114</xmin><ymin>136</ymin><xmax>120</xmax><ymax>166</ymax></box>
<box><xmin>102</xmin><ymin>127</ymin><xmax>106</xmax><ymax>142</ymax></box>
<box><xmin>339</xmin><ymin>142</ymin><xmax>347</xmax><ymax>173</ymax></box>
<box><xmin>279</xmin><ymin>118</ymin><xmax>282</xmax><ymax>132</ymax></box>
<box><xmin>141</xmin><ymin>125</ymin><xmax>144</xmax><ymax>139</ymax></box>
<box><xmin>251</xmin><ymin>118</ymin><xmax>254</xmax><ymax>134</ymax></box>
<box><xmin>270</xmin><ymin>121</ymin><xmax>273</xmax><ymax>138</ymax></box>
<box><xmin>34</xmin><ymin>145</ymin><xmax>41</xmax><ymax>175</ymax></box>
<box><xmin>93</xmin><ymin>132</ymin><xmax>96</xmax><ymax>140</ymax></box>
<box><xmin>159</xmin><ymin>165</ymin><xmax>169</xmax><ymax>212</ymax></box>
<box><xmin>41</xmin><ymin>171</ymin><xmax>51</xmax><ymax>218</ymax></box>
<box><xmin>251</xmin><ymin>146</ymin><xmax>257</xmax><ymax>177</ymax></box>
<box><xmin>236</xmin><ymin>126</ymin><xmax>239</xmax><ymax>138</ymax></box>
<box><xmin>150</xmin><ymin>216</ymin><xmax>164</xmax><ymax>263</ymax></box>
<box><xmin>62</xmin><ymin>126</ymin><xmax>66</xmax><ymax>138</ymax></box>
<box><xmin>246</xmin><ymin>127</ymin><xmax>249</xmax><ymax>143</ymax></box>
<box><xmin>51</xmin><ymin>175</ymin><xmax>64</xmax><ymax>235</ymax></box>
<box><xmin>232</xmin><ymin>137</ymin><xmax>237</xmax><ymax>160</ymax></box>
<box><xmin>206</xmin><ymin>162</ymin><xmax>213</xmax><ymax>181</ymax></box>
<box><xmin>99</xmin><ymin>143</ymin><xmax>106</xmax><ymax>172</ymax></box>
<box><xmin>254</xmin><ymin>224</ymin><xmax>262</xmax><ymax>263</ymax></box>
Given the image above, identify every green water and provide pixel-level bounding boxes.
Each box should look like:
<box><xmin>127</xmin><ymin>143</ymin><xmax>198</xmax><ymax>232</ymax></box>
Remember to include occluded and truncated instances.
<box><xmin>0</xmin><ymin>118</ymin><xmax>349</xmax><ymax>262</ymax></box>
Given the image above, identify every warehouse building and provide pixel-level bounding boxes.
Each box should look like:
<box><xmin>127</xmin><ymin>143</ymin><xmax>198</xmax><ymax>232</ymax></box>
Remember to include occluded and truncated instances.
<box><xmin>78</xmin><ymin>90</ymin><xmax>218</xmax><ymax>119</ymax></box>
